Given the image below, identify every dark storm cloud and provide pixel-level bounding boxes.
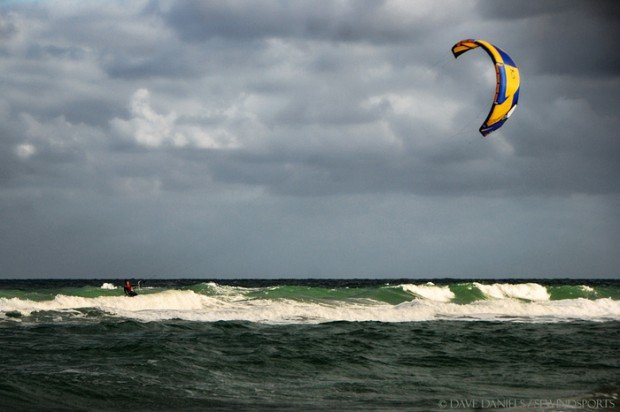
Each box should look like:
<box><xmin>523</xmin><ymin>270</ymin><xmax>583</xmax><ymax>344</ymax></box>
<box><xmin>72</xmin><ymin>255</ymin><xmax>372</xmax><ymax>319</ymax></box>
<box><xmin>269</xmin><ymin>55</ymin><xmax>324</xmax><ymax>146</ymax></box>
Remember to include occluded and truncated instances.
<box><xmin>161</xmin><ymin>0</ymin><xmax>430</xmax><ymax>44</ymax></box>
<box><xmin>0</xmin><ymin>12</ymin><xmax>17</xmax><ymax>39</ymax></box>
<box><xmin>2</xmin><ymin>0</ymin><xmax>617</xmax><ymax>198</ymax></box>
<box><xmin>480</xmin><ymin>0</ymin><xmax>620</xmax><ymax>21</ymax></box>
<box><xmin>478</xmin><ymin>0</ymin><xmax>620</xmax><ymax>77</ymax></box>
<box><xmin>0</xmin><ymin>0</ymin><xmax>618</xmax><ymax>277</ymax></box>
<box><xmin>101</xmin><ymin>48</ymin><xmax>205</xmax><ymax>79</ymax></box>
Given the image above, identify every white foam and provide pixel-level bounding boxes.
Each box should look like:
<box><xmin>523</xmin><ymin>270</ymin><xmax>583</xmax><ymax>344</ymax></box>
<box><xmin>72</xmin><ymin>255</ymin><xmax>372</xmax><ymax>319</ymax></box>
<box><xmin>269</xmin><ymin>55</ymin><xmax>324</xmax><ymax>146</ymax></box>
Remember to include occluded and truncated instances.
<box><xmin>400</xmin><ymin>284</ymin><xmax>455</xmax><ymax>302</ymax></box>
<box><xmin>580</xmin><ymin>285</ymin><xmax>595</xmax><ymax>293</ymax></box>
<box><xmin>0</xmin><ymin>290</ymin><xmax>207</xmax><ymax>317</ymax></box>
<box><xmin>1</xmin><ymin>290</ymin><xmax>618</xmax><ymax>324</ymax></box>
<box><xmin>100</xmin><ymin>283</ymin><xmax>117</xmax><ymax>290</ymax></box>
<box><xmin>473</xmin><ymin>282</ymin><xmax>550</xmax><ymax>301</ymax></box>
<box><xmin>199</xmin><ymin>282</ymin><xmax>250</xmax><ymax>301</ymax></box>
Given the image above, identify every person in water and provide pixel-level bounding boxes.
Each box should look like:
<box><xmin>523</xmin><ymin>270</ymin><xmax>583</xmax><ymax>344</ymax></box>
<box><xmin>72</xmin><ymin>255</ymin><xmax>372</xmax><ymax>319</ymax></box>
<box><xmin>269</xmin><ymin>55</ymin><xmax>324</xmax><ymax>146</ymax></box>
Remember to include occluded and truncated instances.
<box><xmin>123</xmin><ymin>279</ymin><xmax>137</xmax><ymax>297</ymax></box>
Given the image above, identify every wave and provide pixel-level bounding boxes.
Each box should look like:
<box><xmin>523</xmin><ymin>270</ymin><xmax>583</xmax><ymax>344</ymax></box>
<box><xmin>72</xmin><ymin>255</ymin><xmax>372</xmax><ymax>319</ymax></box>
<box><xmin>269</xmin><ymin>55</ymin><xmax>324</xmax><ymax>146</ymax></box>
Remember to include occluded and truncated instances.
<box><xmin>189</xmin><ymin>281</ymin><xmax>618</xmax><ymax>304</ymax></box>
<box><xmin>1</xmin><ymin>287</ymin><xmax>619</xmax><ymax>324</ymax></box>
<box><xmin>2</xmin><ymin>282</ymin><xmax>618</xmax><ymax>302</ymax></box>
<box><xmin>400</xmin><ymin>283</ymin><xmax>454</xmax><ymax>302</ymax></box>
<box><xmin>473</xmin><ymin>282</ymin><xmax>550</xmax><ymax>301</ymax></box>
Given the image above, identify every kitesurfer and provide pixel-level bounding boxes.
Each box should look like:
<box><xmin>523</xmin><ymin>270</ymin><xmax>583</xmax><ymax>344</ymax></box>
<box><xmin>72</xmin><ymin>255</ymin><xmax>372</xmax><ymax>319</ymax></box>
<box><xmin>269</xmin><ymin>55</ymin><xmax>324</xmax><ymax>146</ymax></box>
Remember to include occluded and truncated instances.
<box><xmin>124</xmin><ymin>279</ymin><xmax>137</xmax><ymax>297</ymax></box>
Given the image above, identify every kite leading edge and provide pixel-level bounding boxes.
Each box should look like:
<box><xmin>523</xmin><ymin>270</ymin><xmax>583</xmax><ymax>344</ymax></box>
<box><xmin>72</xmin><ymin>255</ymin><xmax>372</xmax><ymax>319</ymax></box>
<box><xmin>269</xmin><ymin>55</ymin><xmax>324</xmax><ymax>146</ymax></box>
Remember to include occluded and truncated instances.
<box><xmin>452</xmin><ymin>39</ymin><xmax>520</xmax><ymax>137</ymax></box>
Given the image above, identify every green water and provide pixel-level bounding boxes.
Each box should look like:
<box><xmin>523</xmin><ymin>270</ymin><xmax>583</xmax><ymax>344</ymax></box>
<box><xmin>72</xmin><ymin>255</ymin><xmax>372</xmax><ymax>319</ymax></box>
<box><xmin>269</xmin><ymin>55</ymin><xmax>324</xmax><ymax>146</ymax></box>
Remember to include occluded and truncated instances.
<box><xmin>1</xmin><ymin>320</ymin><xmax>618</xmax><ymax>410</ymax></box>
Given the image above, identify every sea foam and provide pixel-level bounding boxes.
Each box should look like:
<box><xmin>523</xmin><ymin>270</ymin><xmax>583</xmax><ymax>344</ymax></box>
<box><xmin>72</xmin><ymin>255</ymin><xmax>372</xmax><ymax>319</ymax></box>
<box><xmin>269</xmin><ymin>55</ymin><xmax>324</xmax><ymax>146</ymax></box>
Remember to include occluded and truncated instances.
<box><xmin>473</xmin><ymin>282</ymin><xmax>550</xmax><ymax>301</ymax></box>
<box><xmin>1</xmin><ymin>288</ymin><xmax>618</xmax><ymax>324</ymax></box>
<box><xmin>400</xmin><ymin>283</ymin><xmax>455</xmax><ymax>302</ymax></box>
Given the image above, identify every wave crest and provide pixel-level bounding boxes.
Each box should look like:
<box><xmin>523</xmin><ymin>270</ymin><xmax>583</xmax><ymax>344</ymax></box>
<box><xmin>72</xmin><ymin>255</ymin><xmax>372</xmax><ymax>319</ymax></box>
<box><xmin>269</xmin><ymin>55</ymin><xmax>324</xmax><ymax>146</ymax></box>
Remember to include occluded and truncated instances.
<box><xmin>2</xmin><ymin>289</ymin><xmax>619</xmax><ymax>324</ymax></box>
<box><xmin>473</xmin><ymin>282</ymin><xmax>550</xmax><ymax>301</ymax></box>
<box><xmin>400</xmin><ymin>283</ymin><xmax>455</xmax><ymax>302</ymax></box>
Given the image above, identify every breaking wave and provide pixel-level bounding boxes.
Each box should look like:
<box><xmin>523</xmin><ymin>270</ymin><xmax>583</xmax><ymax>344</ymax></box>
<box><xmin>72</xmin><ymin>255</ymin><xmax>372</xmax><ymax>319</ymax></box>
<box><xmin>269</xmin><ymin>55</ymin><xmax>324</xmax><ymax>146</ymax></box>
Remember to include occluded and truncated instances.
<box><xmin>1</xmin><ymin>281</ymin><xmax>619</xmax><ymax>324</ymax></box>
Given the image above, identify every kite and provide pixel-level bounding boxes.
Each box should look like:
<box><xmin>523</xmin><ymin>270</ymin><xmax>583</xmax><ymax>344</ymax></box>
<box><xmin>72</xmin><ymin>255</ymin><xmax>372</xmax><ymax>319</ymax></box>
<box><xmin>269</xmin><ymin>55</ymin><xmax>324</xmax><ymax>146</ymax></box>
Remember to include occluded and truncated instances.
<box><xmin>452</xmin><ymin>39</ymin><xmax>520</xmax><ymax>136</ymax></box>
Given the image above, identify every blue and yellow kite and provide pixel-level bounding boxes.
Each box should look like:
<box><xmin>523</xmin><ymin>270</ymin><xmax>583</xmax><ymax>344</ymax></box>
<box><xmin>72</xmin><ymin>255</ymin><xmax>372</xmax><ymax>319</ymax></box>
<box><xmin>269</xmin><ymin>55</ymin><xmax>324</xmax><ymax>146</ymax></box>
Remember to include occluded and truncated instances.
<box><xmin>452</xmin><ymin>39</ymin><xmax>520</xmax><ymax>136</ymax></box>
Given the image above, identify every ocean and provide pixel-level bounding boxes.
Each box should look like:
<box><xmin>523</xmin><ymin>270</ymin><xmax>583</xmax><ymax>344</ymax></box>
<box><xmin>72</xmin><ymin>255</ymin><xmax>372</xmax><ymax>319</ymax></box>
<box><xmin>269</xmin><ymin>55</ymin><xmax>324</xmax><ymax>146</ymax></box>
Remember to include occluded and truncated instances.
<box><xmin>0</xmin><ymin>279</ymin><xmax>618</xmax><ymax>411</ymax></box>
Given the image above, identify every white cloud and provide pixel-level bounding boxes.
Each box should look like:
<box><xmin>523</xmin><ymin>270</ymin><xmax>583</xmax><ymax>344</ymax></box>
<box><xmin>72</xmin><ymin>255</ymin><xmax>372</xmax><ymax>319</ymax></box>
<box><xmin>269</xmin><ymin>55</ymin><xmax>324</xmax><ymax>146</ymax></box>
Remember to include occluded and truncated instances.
<box><xmin>128</xmin><ymin>88</ymin><xmax>176</xmax><ymax>147</ymax></box>
<box><xmin>15</xmin><ymin>143</ymin><xmax>36</xmax><ymax>159</ymax></box>
<box><xmin>111</xmin><ymin>88</ymin><xmax>240</xmax><ymax>150</ymax></box>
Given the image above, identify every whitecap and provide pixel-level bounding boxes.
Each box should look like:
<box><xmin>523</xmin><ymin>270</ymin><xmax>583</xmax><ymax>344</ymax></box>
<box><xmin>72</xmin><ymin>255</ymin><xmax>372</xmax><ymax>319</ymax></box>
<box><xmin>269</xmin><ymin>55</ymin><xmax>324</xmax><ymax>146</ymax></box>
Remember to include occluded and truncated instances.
<box><xmin>473</xmin><ymin>282</ymin><xmax>550</xmax><ymax>301</ymax></box>
<box><xmin>400</xmin><ymin>284</ymin><xmax>455</xmax><ymax>302</ymax></box>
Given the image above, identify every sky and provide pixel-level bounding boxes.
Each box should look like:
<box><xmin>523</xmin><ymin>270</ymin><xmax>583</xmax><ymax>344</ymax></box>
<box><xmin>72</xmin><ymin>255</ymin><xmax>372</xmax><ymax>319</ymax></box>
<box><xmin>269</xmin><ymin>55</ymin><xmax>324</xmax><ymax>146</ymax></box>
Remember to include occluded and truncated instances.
<box><xmin>1</xmin><ymin>0</ymin><xmax>618</xmax><ymax>278</ymax></box>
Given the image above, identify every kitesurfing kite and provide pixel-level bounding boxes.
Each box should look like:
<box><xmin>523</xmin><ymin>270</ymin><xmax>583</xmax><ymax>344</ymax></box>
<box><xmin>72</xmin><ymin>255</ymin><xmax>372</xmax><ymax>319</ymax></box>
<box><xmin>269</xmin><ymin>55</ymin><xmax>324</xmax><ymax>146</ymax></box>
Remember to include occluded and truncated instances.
<box><xmin>451</xmin><ymin>39</ymin><xmax>520</xmax><ymax>136</ymax></box>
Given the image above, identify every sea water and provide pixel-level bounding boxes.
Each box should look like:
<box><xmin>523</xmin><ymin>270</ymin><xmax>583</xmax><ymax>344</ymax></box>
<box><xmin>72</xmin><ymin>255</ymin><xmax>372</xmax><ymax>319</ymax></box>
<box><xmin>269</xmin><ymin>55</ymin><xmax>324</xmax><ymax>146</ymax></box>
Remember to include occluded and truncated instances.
<box><xmin>0</xmin><ymin>279</ymin><xmax>618</xmax><ymax>410</ymax></box>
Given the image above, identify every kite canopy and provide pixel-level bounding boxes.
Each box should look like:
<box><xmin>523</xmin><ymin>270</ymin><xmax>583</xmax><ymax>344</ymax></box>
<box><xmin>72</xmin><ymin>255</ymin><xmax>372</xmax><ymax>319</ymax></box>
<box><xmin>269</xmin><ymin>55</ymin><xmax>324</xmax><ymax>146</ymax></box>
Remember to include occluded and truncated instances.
<box><xmin>452</xmin><ymin>39</ymin><xmax>520</xmax><ymax>136</ymax></box>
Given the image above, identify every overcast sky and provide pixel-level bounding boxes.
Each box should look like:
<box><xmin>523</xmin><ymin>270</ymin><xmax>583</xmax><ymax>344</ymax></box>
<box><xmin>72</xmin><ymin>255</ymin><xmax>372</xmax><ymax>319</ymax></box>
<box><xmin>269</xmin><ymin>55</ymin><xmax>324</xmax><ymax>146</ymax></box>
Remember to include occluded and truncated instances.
<box><xmin>1</xmin><ymin>0</ymin><xmax>618</xmax><ymax>278</ymax></box>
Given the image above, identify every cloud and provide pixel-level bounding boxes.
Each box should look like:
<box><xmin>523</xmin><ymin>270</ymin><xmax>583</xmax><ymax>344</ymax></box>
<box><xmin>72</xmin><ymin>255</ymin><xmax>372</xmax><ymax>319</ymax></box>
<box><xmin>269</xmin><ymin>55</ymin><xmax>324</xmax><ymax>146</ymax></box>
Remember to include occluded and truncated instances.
<box><xmin>0</xmin><ymin>10</ymin><xmax>18</xmax><ymax>39</ymax></box>
<box><xmin>0</xmin><ymin>0</ymin><xmax>618</xmax><ymax>276</ymax></box>
<box><xmin>477</xmin><ymin>0</ymin><xmax>620</xmax><ymax>77</ymax></box>
<box><xmin>15</xmin><ymin>143</ymin><xmax>36</xmax><ymax>159</ymax></box>
<box><xmin>160</xmin><ymin>0</ymin><xmax>450</xmax><ymax>44</ymax></box>
<box><xmin>111</xmin><ymin>88</ymin><xmax>239</xmax><ymax>150</ymax></box>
